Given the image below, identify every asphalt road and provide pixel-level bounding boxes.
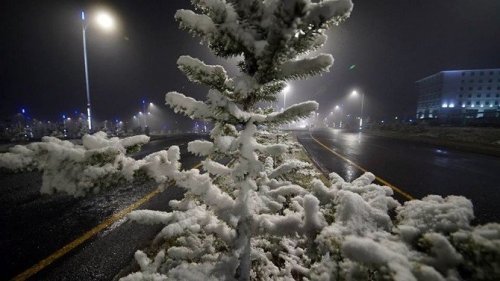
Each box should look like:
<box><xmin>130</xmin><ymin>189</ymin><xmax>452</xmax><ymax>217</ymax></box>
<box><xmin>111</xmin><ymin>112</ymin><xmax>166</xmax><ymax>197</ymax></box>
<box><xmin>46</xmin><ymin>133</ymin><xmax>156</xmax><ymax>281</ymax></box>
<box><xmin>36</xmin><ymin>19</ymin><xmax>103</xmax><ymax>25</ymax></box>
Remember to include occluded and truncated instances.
<box><xmin>0</xmin><ymin>134</ymin><xmax>207</xmax><ymax>280</ymax></box>
<box><xmin>296</xmin><ymin>128</ymin><xmax>500</xmax><ymax>224</ymax></box>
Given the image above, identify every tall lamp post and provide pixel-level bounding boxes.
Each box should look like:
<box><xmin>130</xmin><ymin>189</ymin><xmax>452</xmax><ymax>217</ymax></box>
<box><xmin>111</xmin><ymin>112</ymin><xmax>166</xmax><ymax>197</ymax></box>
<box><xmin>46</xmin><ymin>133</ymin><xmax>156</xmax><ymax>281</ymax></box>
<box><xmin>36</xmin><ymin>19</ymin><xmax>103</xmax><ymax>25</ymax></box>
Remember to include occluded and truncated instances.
<box><xmin>81</xmin><ymin>10</ymin><xmax>115</xmax><ymax>131</ymax></box>
<box><xmin>350</xmin><ymin>90</ymin><xmax>365</xmax><ymax>129</ymax></box>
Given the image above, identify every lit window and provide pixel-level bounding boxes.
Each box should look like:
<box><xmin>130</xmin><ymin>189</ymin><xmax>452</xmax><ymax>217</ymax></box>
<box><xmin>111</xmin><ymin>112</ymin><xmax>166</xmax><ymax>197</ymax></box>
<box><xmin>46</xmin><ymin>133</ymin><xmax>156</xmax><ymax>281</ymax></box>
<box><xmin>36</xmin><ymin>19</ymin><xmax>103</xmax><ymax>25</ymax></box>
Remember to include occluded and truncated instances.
<box><xmin>449</xmin><ymin>103</ymin><xmax>455</xmax><ymax>108</ymax></box>
<box><xmin>462</xmin><ymin>104</ymin><xmax>466</xmax><ymax>108</ymax></box>
<box><xmin>442</xmin><ymin>103</ymin><xmax>448</xmax><ymax>108</ymax></box>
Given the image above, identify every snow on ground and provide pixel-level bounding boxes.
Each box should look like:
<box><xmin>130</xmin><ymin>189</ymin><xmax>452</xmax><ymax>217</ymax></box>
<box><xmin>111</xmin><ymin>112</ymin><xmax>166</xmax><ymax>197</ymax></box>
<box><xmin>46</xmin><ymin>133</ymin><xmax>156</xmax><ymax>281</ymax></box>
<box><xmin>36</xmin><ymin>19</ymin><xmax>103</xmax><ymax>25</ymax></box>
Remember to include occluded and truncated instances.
<box><xmin>119</xmin><ymin>131</ymin><xmax>500</xmax><ymax>281</ymax></box>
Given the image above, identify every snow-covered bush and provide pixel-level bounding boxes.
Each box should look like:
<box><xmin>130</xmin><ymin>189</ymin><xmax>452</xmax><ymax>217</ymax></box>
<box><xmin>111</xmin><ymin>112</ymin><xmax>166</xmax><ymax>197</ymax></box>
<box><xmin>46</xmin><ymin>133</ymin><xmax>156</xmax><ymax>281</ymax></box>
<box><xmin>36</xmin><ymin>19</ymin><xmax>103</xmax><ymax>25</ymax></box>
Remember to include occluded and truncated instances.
<box><xmin>0</xmin><ymin>132</ymin><xmax>181</xmax><ymax>197</ymax></box>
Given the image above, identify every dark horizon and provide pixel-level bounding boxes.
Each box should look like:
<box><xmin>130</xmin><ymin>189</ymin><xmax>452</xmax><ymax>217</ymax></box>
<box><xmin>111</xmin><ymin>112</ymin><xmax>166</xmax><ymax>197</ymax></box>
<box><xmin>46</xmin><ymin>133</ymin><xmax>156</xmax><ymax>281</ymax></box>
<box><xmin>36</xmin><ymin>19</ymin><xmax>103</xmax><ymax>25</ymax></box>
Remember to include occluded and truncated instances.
<box><xmin>1</xmin><ymin>0</ymin><xmax>499</xmax><ymax>123</ymax></box>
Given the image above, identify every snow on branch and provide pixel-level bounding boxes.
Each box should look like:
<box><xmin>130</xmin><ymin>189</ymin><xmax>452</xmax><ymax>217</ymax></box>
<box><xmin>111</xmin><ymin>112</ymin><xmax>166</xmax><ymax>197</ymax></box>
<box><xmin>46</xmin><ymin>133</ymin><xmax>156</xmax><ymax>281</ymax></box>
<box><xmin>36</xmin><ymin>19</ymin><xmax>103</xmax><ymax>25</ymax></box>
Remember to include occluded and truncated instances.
<box><xmin>396</xmin><ymin>195</ymin><xmax>474</xmax><ymax>236</ymax></box>
<box><xmin>289</xmin><ymin>32</ymin><xmax>328</xmax><ymax>56</ymax></box>
<box><xmin>177</xmin><ymin>55</ymin><xmax>231</xmax><ymax>92</ymax></box>
<box><xmin>279</xmin><ymin>54</ymin><xmax>334</xmax><ymax>80</ymax></box>
<box><xmin>304</xmin><ymin>0</ymin><xmax>354</xmax><ymax>27</ymax></box>
<box><xmin>165</xmin><ymin>91</ymin><xmax>211</xmax><ymax>119</ymax></box>
<box><xmin>202</xmin><ymin>159</ymin><xmax>232</xmax><ymax>176</ymax></box>
<box><xmin>263</xmin><ymin>101</ymin><xmax>319</xmax><ymax>125</ymax></box>
<box><xmin>175</xmin><ymin>9</ymin><xmax>216</xmax><ymax>39</ymax></box>
<box><xmin>268</xmin><ymin>159</ymin><xmax>311</xmax><ymax>179</ymax></box>
<box><xmin>188</xmin><ymin>140</ymin><xmax>214</xmax><ymax>156</ymax></box>
<box><xmin>191</xmin><ymin>0</ymin><xmax>238</xmax><ymax>24</ymax></box>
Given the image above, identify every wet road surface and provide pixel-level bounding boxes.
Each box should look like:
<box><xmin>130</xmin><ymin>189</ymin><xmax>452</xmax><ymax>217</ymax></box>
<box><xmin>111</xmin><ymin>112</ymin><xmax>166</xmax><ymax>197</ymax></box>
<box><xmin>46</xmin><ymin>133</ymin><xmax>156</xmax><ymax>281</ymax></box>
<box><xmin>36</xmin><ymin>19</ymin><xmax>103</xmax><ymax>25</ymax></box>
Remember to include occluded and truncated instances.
<box><xmin>296</xmin><ymin>128</ymin><xmax>500</xmax><ymax>224</ymax></box>
<box><xmin>0</xmin><ymin>134</ymin><xmax>206</xmax><ymax>280</ymax></box>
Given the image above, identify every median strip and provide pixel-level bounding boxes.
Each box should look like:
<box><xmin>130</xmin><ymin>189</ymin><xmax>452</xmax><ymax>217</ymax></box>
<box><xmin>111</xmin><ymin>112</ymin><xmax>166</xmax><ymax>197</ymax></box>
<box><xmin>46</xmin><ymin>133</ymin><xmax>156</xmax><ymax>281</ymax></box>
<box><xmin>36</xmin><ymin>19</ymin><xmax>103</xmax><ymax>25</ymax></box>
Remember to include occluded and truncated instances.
<box><xmin>309</xmin><ymin>132</ymin><xmax>415</xmax><ymax>201</ymax></box>
<box><xmin>13</xmin><ymin>162</ymin><xmax>203</xmax><ymax>281</ymax></box>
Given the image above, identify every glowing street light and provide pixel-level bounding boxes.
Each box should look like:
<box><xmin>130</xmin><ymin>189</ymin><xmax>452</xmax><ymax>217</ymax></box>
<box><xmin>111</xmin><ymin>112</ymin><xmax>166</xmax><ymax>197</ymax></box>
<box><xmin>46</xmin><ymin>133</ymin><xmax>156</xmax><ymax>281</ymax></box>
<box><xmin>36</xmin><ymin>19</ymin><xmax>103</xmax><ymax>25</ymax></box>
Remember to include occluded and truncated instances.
<box><xmin>81</xmin><ymin>10</ymin><xmax>116</xmax><ymax>132</ymax></box>
<box><xmin>282</xmin><ymin>83</ymin><xmax>291</xmax><ymax>110</ymax></box>
<box><xmin>350</xmin><ymin>90</ymin><xmax>365</xmax><ymax>129</ymax></box>
<box><xmin>95</xmin><ymin>12</ymin><xmax>115</xmax><ymax>31</ymax></box>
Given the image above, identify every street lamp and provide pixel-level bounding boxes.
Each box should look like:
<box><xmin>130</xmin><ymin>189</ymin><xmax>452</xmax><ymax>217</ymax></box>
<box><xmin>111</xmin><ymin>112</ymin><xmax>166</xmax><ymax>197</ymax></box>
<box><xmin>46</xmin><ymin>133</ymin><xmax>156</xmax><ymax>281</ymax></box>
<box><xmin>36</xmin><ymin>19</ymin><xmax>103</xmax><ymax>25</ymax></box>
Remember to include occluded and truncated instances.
<box><xmin>81</xmin><ymin>10</ymin><xmax>115</xmax><ymax>131</ymax></box>
<box><xmin>350</xmin><ymin>90</ymin><xmax>365</xmax><ymax>129</ymax></box>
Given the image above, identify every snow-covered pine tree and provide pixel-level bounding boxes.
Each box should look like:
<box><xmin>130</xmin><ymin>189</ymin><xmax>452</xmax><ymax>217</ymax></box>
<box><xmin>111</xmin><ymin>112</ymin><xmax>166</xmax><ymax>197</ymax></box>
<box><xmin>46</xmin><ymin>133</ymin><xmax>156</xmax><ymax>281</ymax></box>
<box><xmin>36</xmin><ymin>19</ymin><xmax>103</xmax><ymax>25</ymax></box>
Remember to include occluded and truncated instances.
<box><xmin>124</xmin><ymin>0</ymin><xmax>354</xmax><ymax>280</ymax></box>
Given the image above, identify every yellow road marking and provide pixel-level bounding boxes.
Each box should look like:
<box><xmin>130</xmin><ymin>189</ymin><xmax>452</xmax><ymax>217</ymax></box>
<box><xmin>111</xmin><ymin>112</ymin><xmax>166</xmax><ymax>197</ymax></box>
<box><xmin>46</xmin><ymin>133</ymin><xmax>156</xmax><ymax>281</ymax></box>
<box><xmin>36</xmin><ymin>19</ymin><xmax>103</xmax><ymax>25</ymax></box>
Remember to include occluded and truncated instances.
<box><xmin>13</xmin><ymin>162</ymin><xmax>203</xmax><ymax>281</ymax></box>
<box><xmin>309</xmin><ymin>132</ymin><xmax>415</xmax><ymax>201</ymax></box>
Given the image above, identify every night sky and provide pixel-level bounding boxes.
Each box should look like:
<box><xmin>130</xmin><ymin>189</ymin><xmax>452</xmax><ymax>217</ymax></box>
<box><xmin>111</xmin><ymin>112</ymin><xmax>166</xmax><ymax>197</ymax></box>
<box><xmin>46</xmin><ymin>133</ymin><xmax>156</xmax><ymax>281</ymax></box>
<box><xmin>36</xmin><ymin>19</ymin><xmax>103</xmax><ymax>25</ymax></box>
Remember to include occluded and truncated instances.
<box><xmin>1</xmin><ymin>0</ymin><xmax>500</xmax><ymax>125</ymax></box>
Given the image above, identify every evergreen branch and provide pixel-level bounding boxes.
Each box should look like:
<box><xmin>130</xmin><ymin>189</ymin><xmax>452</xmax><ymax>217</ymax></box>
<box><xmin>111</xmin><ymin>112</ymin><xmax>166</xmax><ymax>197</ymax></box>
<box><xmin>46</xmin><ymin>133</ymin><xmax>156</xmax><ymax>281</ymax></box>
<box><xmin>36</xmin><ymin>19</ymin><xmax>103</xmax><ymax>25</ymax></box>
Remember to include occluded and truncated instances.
<box><xmin>304</xmin><ymin>0</ymin><xmax>354</xmax><ymax>28</ymax></box>
<box><xmin>262</xmin><ymin>101</ymin><xmax>319</xmax><ymax>125</ymax></box>
<box><xmin>175</xmin><ymin>9</ymin><xmax>216</xmax><ymax>40</ymax></box>
<box><xmin>279</xmin><ymin>54</ymin><xmax>334</xmax><ymax>80</ymax></box>
<box><xmin>165</xmin><ymin>91</ymin><xmax>212</xmax><ymax>119</ymax></box>
<box><xmin>177</xmin><ymin>56</ymin><xmax>231</xmax><ymax>92</ymax></box>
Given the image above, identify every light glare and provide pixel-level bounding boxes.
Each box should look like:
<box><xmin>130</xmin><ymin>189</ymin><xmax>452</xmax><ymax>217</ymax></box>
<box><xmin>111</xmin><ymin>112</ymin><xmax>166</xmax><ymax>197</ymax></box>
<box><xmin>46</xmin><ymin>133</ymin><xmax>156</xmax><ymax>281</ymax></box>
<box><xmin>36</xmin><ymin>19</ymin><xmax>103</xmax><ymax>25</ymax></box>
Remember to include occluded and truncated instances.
<box><xmin>96</xmin><ymin>12</ymin><xmax>114</xmax><ymax>30</ymax></box>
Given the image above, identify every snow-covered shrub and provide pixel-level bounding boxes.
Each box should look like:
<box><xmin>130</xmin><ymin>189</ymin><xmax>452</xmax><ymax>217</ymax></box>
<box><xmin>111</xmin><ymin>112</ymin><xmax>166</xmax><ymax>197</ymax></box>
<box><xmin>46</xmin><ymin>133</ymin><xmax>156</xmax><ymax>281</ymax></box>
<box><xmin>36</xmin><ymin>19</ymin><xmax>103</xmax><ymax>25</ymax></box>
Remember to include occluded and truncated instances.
<box><xmin>0</xmin><ymin>132</ymin><xmax>181</xmax><ymax>197</ymax></box>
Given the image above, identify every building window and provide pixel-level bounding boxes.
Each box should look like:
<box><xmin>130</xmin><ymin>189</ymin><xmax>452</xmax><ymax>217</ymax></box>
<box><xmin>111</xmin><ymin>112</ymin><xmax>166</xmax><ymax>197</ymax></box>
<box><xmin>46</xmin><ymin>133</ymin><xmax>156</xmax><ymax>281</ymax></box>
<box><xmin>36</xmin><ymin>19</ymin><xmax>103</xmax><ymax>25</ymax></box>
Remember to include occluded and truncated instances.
<box><xmin>471</xmin><ymin>72</ymin><xmax>475</xmax><ymax>76</ymax></box>
<box><xmin>486</xmin><ymin>101</ymin><xmax>490</xmax><ymax>105</ymax></box>
<box><xmin>490</xmin><ymin>71</ymin><xmax>494</xmax><ymax>75</ymax></box>
<box><xmin>469</xmin><ymin>87</ymin><xmax>473</xmax><ymax>90</ymax></box>
<box><xmin>461</xmin><ymin>79</ymin><xmax>465</xmax><ymax>83</ymax></box>
<box><xmin>468</xmin><ymin>94</ymin><xmax>472</xmax><ymax>98</ymax></box>
<box><xmin>478</xmin><ymin>87</ymin><xmax>482</xmax><ymax>90</ymax></box>
<box><xmin>487</xmin><ymin>87</ymin><xmax>491</xmax><ymax>91</ymax></box>
<box><xmin>460</xmin><ymin>87</ymin><xmax>464</xmax><ymax>91</ymax></box>
<box><xmin>476</xmin><ymin>101</ymin><xmax>480</xmax><ymax>105</ymax></box>
<box><xmin>480</xmin><ymin>71</ymin><xmax>484</xmax><ymax>75</ymax></box>
<box><xmin>497</xmin><ymin>94</ymin><xmax>500</xmax><ymax>97</ymax></box>
<box><xmin>479</xmin><ymin>79</ymin><xmax>483</xmax><ymax>83</ymax></box>
<box><xmin>459</xmin><ymin>94</ymin><xmax>463</xmax><ymax>97</ymax></box>
<box><xmin>477</xmin><ymin>94</ymin><xmax>481</xmax><ymax>97</ymax></box>
<box><xmin>462</xmin><ymin>72</ymin><xmax>466</xmax><ymax>76</ymax></box>
<box><xmin>466</xmin><ymin>101</ymin><xmax>471</xmax><ymax>105</ymax></box>
<box><xmin>488</xmin><ymin>79</ymin><xmax>492</xmax><ymax>83</ymax></box>
<box><xmin>487</xmin><ymin>94</ymin><xmax>491</xmax><ymax>97</ymax></box>
<box><xmin>495</xmin><ymin>101</ymin><xmax>499</xmax><ymax>105</ymax></box>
